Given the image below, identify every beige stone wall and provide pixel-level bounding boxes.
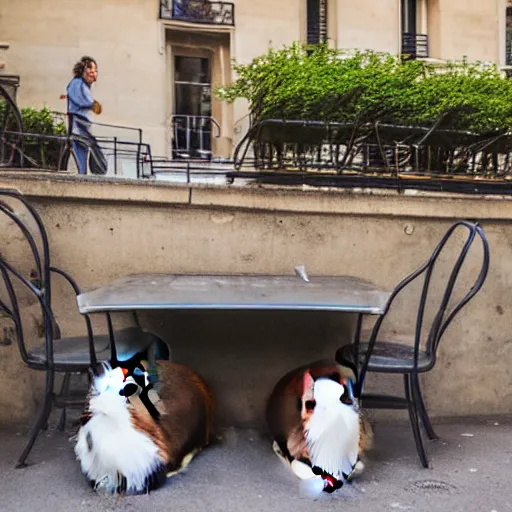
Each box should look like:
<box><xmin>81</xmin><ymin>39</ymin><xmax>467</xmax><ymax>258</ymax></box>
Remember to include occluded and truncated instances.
<box><xmin>231</xmin><ymin>0</ymin><xmax>302</xmax><ymax>140</ymax></box>
<box><xmin>0</xmin><ymin>0</ymin><xmax>507</xmax><ymax>156</ymax></box>
<box><xmin>0</xmin><ymin>173</ymin><xmax>510</xmax><ymax>427</ymax></box>
<box><xmin>0</xmin><ymin>0</ymin><xmax>168</xmax><ymax>155</ymax></box>
<box><xmin>430</xmin><ymin>0</ymin><xmax>501</xmax><ymax>62</ymax></box>
<box><xmin>337</xmin><ymin>0</ymin><xmax>400</xmax><ymax>54</ymax></box>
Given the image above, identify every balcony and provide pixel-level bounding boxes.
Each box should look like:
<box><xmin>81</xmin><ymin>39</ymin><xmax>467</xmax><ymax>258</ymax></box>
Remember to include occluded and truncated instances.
<box><xmin>160</xmin><ymin>0</ymin><xmax>234</xmax><ymax>26</ymax></box>
<box><xmin>401</xmin><ymin>33</ymin><xmax>429</xmax><ymax>59</ymax></box>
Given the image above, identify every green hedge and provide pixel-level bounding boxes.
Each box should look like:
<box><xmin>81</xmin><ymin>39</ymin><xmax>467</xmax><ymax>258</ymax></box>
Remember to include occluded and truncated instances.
<box><xmin>20</xmin><ymin>106</ymin><xmax>67</xmax><ymax>168</ymax></box>
<box><xmin>217</xmin><ymin>44</ymin><xmax>512</xmax><ymax>134</ymax></box>
<box><xmin>0</xmin><ymin>101</ymin><xmax>67</xmax><ymax>168</ymax></box>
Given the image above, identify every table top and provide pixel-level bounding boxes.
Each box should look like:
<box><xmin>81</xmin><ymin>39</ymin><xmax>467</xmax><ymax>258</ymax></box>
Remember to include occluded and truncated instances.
<box><xmin>77</xmin><ymin>273</ymin><xmax>390</xmax><ymax>315</ymax></box>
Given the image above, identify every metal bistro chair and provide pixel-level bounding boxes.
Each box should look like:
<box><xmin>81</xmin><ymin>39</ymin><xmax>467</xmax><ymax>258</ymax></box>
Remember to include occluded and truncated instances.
<box><xmin>336</xmin><ymin>221</ymin><xmax>490</xmax><ymax>467</ymax></box>
<box><xmin>0</xmin><ymin>189</ymin><xmax>166</xmax><ymax>467</ymax></box>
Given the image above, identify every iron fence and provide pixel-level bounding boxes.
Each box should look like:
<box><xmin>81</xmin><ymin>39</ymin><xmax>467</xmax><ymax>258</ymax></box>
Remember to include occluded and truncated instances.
<box><xmin>230</xmin><ymin>115</ymin><xmax>512</xmax><ymax>195</ymax></box>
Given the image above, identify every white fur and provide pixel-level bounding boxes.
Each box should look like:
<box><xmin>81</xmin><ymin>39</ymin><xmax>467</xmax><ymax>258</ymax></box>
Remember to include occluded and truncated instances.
<box><xmin>305</xmin><ymin>378</ymin><xmax>360</xmax><ymax>480</ymax></box>
<box><xmin>75</xmin><ymin>382</ymin><xmax>165</xmax><ymax>494</ymax></box>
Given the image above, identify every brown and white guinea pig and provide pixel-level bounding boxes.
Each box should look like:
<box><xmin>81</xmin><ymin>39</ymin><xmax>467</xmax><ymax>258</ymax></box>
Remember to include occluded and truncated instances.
<box><xmin>74</xmin><ymin>358</ymin><xmax>214</xmax><ymax>496</ymax></box>
<box><xmin>266</xmin><ymin>359</ymin><xmax>372</xmax><ymax>494</ymax></box>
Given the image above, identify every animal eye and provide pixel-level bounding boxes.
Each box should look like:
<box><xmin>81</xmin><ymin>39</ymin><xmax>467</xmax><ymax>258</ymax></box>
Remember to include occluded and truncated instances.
<box><xmin>339</xmin><ymin>388</ymin><xmax>353</xmax><ymax>405</ymax></box>
<box><xmin>305</xmin><ymin>400</ymin><xmax>316</xmax><ymax>411</ymax></box>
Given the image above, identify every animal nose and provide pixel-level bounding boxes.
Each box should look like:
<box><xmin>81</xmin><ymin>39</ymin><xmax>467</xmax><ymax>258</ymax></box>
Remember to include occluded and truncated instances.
<box><xmin>122</xmin><ymin>377</ymin><xmax>142</xmax><ymax>397</ymax></box>
<box><xmin>340</xmin><ymin>393</ymin><xmax>353</xmax><ymax>405</ymax></box>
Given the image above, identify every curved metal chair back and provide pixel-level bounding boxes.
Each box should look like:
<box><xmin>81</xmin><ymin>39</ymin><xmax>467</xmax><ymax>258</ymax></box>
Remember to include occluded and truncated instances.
<box><xmin>0</xmin><ymin>189</ymin><xmax>97</xmax><ymax>367</ymax></box>
<box><xmin>358</xmin><ymin>221</ymin><xmax>490</xmax><ymax>392</ymax></box>
<box><xmin>0</xmin><ymin>263</ymin><xmax>26</xmax><ymax>360</ymax></box>
<box><xmin>0</xmin><ymin>190</ymin><xmax>51</xmax><ymax>292</ymax></box>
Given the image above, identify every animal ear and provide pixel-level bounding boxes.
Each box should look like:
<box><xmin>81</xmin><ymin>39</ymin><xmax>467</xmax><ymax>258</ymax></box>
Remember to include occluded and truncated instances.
<box><xmin>302</xmin><ymin>371</ymin><xmax>315</xmax><ymax>399</ymax></box>
<box><xmin>301</xmin><ymin>371</ymin><xmax>315</xmax><ymax>421</ymax></box>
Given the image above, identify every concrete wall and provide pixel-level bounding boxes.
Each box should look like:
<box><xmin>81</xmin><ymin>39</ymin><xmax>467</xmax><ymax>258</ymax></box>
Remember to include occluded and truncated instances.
<box><xmin>0</xmin><ymin>173</ymin><xmax>510</xmax><ymax>428</ymax></box>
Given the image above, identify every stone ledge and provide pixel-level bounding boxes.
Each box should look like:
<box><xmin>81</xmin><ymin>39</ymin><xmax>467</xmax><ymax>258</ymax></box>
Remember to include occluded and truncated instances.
<box><xmin>0</xmin><ymin>171</ymin><xmax>190</xmax><ymax>205</ymax></box>
<box><xmin>190</xmin><ymin>181</ymin><xmax>512</xmax><ymax>220</ymax></box>
<box><xmin>1</xmin><ymin>170</ymin><xmax>512</xmax><ymax>220</ymax></box>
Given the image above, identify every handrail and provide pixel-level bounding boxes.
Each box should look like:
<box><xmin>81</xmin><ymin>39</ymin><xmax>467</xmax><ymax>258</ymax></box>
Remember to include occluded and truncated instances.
<box><xmin>52</xmin><ymin>111</ymin><xmax>143</xmax><ymax>145</ymax></box>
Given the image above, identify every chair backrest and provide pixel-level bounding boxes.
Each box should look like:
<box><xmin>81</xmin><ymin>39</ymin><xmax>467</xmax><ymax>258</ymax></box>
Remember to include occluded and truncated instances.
<box><xmin>0</xmin><ymin>190</ymin><xmax>61</xmax><ymax>367</ymax></box>
<box><xmin>0</xmin><ymin>262</ymin><xmax>27</xmax><ymax>363</ymax></box>
<box><xmin>0</xmin><ymin>189</ymin><xmax>51</xmax><ymax>300</ymax></box>
<box><xmin>365</xmin><ymin>221</ymin><xmax>489</xmax><ymax>376</ymax></box>
<box><xmin>0</xmin><ymin>232</ymin><xmax>55</xmax><ymax>368</ymax></box>
<box><xmin>0</xmin><ymin>190</ymin><xmax>100</xmax><ymax>368</ymax></box>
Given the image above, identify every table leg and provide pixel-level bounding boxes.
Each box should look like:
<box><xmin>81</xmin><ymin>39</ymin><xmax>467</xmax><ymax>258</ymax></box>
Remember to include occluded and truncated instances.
<box><xmin>353</xmin><ymin>313</ymin><xmax>363</xmax><ymax>395</ymax></box>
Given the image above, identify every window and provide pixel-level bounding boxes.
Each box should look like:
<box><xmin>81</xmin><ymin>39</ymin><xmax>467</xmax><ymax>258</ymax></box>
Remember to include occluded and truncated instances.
<box><xmin>401</xmin><ymin>0</ymin><xmax>429</xmax><ymax>59</ymax></box>
<box><xmin>173</xmin><ymin>55</ymin><xmax>213</xmax><ymax>159</ymax></box>
<box><xmin>506</xmin><ymin>5</ymin><xmax>512</xmax><ymax>66</ymax></box>
<box><xmin>307</xmin><ymin>0</ymin><xmax>328</xmax><ymax>44</ymax></box>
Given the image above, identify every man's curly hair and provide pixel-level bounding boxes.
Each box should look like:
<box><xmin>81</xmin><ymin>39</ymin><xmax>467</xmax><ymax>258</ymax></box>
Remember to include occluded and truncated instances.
<box><xmin>72</xmin><ymin>56</ymin><xmax>97</xmax><ymax>78</ymax></box>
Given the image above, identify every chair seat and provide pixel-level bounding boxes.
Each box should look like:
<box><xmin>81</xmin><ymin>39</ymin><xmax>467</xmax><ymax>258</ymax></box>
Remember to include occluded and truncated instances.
<box><xmin>337</xmin><ymin>341</ymin><xmax>432</xmax><ymax>373</ymax></box>
<box><xmin>29</xmin><ymin>327</ymin><xmax>162</xmax><ymax>370</ymax></box>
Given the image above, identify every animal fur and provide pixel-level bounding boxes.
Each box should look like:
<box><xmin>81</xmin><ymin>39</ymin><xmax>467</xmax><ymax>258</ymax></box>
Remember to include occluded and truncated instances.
<box><xmin>74</xmin><ymin>361</ymin><xmax>214</xmax><ymax>495</ymax></box>
<box><xmin>266</xmin><ymin>359</ymin><xmax>372</xmax><ymax>489</ymax></box>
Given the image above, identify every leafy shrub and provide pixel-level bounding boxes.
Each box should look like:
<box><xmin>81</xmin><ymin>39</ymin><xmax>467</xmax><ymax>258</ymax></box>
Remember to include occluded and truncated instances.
<box><xmin>0</xmin><ymin>100</ymin><xmax>67</xmax><ymax>168</ymax></box>
<box><xmin>217</xmin><ymin>43</ymin><xmax>512</xmax><ymax>134</ymax></box>
<box><xmin>20</xmin><ymin>106</ymin><xmax>67</xmax><ymax>168</ymax></box>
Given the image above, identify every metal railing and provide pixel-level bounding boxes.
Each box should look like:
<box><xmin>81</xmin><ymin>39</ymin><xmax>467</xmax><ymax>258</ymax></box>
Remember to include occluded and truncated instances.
<box><xmin>230</xmin><ymin>112</ymin><xmax>512</xmax><ymax>195</ymax></box>
<box><xmin>160</xmin><ymin>0</ymin><xmax>234</xmax><ymax>26</ymax></box>
<box><xmin>401</xmin><ymin>33</ymin><xmax>429</xmax><ymax>59</ymax></box>
<box><xmin>170</xmin><ymin>115</ymin><xmax>220</xmax><ymax>160</ymax></box>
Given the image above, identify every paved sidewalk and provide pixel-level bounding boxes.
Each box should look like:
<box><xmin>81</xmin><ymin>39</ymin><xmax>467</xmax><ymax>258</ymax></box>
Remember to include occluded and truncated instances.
<box><xmin>0</xmin><ymin>415</ymin><xmax>511</xmax><ymax>512</ymax></box>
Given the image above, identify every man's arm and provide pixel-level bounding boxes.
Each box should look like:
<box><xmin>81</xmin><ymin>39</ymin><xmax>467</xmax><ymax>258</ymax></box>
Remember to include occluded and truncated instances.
<box><xmin>67</xmin><ymin>79</ymin><xmax>94</xmax><ymax>109</ymax></box>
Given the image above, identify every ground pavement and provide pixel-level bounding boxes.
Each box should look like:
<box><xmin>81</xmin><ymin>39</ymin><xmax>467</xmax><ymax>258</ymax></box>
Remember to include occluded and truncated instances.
<box><xmin>0</xmin><ymin>414</ymin><xmax>510</xmax><ymax>512</ymax></box>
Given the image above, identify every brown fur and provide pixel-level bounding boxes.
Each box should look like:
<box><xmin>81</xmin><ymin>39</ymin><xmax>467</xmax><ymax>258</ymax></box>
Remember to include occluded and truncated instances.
<box><xmin>129</xmin><ymin>401</ymin><xmax>170</xmax><ymax>463</ymax></box>
<box><xmin>266</xmin><ymin>359</ymin><xmax>372</xmax><ymax>463</ymax></box>
<box><xmin>129</xmin><ymin>361</ymin><xmax>215</xmax><ymax>472</ymax></box>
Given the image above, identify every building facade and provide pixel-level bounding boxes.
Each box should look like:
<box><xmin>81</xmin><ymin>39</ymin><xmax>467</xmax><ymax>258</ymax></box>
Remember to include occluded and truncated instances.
<box><xmin>0</xmin><ymin>0</ymin><xmax>509</xmax><ymax>161</ymax></box>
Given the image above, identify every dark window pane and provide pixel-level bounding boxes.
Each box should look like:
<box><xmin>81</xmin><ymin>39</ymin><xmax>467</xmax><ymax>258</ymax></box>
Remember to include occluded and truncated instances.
<box><xmin>307</xmin><ymin>0</ymin><xmax>321</xmax><ymax>44</ymax></box>
<box><xmin>175</xmin><ymin>56</ymin><xmax>211</xmax><ymax>83</ymax></box>
<box><xmin>307</xmin><ymin>0</ymin><xmax>327</xmax><ymax>44</ymax></box>
<box><xmin>507</xmin><ymin>7</ymin><xmax>512</xmax><ymax>66</ymax></box>
<box><xmin>401</xmin><ymin>0</ymin><xmax>417</xmax><ymax>34</ymax></box>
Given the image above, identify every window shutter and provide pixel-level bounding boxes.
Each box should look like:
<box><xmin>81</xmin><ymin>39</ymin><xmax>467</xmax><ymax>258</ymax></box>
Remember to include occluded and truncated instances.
<box><xmin>307</xmin><ymin>0</ymin><xmax>328</xmax><ymax>44</ymax></box>
<box><xmin>507</xmin><ymin>7</ymin><xmax>512</xmax><ymax>66</ymax></box>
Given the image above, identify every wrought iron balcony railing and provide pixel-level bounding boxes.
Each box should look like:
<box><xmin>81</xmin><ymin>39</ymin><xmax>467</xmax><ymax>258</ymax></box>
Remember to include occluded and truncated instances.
<box><xmin>401</xmin><ymin>33</ymin><xmax>429</xmax><ymax>59</ymax></box>
<box><xmin>160</xmin><ymin>0</ymin><xmax>234</xmax><ymax>26</ymax></box>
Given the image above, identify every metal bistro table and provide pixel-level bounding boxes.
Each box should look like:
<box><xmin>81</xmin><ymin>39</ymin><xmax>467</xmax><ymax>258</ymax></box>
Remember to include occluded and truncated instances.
<box><xmin>77</xmin><ymin>273</ymin><xmax>390</xmax><ymax>315</ymax></box>
<box><xmin>77</xmin><ymin>271</ymin><xmax>390</xmax><ymax>361</ymax></box>
<box><xmin>77</xmin><ymin>273</ymin><xmax>390</xmax><ymax>425</ymax></box>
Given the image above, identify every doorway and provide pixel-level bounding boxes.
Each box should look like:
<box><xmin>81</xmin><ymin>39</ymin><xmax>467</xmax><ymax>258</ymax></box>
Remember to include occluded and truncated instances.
<box><xmin>173</xmin><ymin>54</ymin><xmax>213</xmax><ymax>159</ymax></box>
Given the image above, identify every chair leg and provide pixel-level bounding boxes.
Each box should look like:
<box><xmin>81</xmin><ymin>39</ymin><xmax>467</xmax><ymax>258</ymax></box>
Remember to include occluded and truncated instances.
<box><xmin>16</xmin><ymin>370</ymin><xmax>55</xmax><ymax>468</ymax></box>
<box><xmin>57</xmin><ymin>373</ymin><xmax>72</xmax><ymax>432</ymax></box>
<box><xmin>404</xmin><ymin>374</ymin><xmax>429</xmax><ymax>469</ymax></box>
<box><xmin>411</xmin><ymin>373</ymin><xmax>439</xmax><ymax>440</ymax></box>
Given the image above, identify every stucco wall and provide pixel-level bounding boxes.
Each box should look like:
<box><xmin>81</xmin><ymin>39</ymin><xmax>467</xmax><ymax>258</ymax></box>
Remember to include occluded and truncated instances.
<box><xmin>433</xmin><ymin>0</ymin><xmax>500</xmax><ymax>62</ymax></box>
<box><xmin>336</xmin><ymin>0</ymin><xmax>400</xmax><ymax>54</ymax></box>
<box><xmin>0</xmin><ymin>173</ymin><xmax>510</xmax><ymax>428</ymax></box>
<box><xmin>0</xmin><ymin>0</ymin><xmax>168</xmax><ymax>154</ymax></box>
<box><xmin>1</xmin><ymin>1</ymin><xmax>506</xmax><ymax>158</ymax></box>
